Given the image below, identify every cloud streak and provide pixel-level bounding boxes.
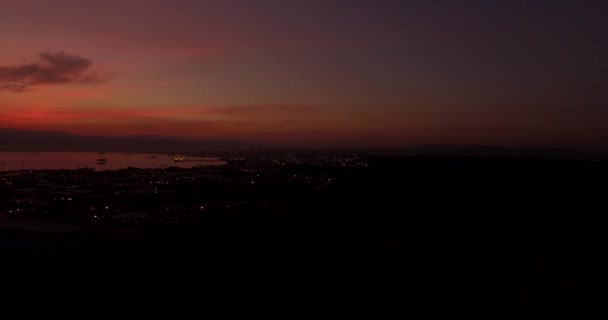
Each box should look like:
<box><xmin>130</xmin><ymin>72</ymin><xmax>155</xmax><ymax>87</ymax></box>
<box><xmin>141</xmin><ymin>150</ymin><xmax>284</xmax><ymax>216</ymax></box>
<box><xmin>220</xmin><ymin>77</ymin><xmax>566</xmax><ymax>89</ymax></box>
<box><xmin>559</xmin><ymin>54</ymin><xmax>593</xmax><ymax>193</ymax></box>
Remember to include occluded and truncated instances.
<box><xmin>0</xmin><ymin>52</ymin><xmax>101</xmax><ymax>92</ymax></box>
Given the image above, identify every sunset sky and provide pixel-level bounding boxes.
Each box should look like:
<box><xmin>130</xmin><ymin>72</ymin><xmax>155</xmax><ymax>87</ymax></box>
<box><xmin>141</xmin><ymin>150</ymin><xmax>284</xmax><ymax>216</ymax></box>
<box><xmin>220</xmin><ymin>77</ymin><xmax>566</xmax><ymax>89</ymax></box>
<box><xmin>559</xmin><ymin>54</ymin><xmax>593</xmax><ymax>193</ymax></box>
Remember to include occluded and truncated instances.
<box><xmin>1</xmin><ymin>0</ymin><xmax>607</xmax><ymax>148</ymax></box>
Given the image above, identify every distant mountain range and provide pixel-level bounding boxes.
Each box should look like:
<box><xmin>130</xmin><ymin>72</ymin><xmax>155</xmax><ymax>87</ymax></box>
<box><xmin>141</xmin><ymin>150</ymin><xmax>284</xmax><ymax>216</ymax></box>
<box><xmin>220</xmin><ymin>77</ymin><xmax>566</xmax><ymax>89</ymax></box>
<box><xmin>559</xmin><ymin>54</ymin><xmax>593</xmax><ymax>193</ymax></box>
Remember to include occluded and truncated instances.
<box><xmin>0</xmin><ymin>128</ymin><xmax>254</xmax><ymax>153</ymax></box>
<box><xmin>362</xmin><ymin>145</ymin><xmax>607</xmax><ymax>158</ymax></box>
<box><xmin>0</xmin><ymin>128</ymin><xmax>605</xmax><ymax>158</ymax></box>
<box><xmin>403</xmin><ymin>145</ymin><xmax>594</xmax><ymax>157</ymax></box>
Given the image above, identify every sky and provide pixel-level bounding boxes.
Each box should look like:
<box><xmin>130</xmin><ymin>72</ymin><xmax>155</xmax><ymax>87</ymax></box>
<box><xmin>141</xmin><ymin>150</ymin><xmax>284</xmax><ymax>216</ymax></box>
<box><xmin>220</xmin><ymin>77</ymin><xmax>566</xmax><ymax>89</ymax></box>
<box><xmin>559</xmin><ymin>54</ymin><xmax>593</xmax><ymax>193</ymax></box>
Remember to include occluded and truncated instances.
<box><xmin>0</xmin><ymin>0</ymin><xmax>607</xmax><ymax>148</ymax></box>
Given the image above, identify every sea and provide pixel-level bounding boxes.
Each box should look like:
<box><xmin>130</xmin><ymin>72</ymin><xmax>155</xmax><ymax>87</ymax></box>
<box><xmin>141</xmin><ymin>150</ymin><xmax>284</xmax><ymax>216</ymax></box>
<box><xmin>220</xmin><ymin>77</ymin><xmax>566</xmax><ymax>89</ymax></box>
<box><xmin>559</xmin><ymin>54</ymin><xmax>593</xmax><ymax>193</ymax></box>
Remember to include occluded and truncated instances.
<box><xmin>0</xmin><ymin>152</ymin><xmax>226</xmax><ymax>171</ymax></box>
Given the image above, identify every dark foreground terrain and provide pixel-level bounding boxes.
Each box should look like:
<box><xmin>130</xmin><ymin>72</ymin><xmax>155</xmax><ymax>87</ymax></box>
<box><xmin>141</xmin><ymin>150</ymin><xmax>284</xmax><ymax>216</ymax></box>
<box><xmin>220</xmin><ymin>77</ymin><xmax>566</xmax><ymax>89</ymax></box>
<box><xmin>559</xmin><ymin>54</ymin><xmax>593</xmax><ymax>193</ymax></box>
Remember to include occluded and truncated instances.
<box><xmin>2</xmin><ymin>156</ymin><xmax>608</xmax><ymax>318</ymax></box>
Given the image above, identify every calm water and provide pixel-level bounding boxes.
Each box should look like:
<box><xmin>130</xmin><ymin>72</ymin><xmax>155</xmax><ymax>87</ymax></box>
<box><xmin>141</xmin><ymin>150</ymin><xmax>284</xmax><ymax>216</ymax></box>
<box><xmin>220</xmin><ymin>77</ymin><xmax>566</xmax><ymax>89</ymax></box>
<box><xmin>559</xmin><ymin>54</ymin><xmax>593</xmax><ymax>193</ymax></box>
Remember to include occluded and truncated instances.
<box><xmin>0</xmin><ymin>152</ymin><xmax>225</xmax><ymax>171</ymax></box>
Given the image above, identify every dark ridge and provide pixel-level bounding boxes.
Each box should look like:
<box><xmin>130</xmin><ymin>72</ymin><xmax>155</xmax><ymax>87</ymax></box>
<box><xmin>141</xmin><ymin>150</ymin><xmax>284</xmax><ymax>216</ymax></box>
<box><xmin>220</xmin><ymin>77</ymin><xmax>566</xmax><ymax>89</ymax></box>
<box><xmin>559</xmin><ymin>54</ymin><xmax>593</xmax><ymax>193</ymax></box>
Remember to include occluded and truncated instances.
<box><xmin>0</xmin><ymin>128</ymin><xmax>256</xmax><ymax>153</ymax></box>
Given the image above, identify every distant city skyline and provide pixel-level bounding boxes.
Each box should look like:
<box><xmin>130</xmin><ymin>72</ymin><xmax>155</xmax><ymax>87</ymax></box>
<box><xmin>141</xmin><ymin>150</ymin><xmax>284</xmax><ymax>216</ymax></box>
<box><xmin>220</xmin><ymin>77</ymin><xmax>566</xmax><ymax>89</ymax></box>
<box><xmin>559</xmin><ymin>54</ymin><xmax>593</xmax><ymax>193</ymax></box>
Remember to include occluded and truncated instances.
<box><xmin>1</xmin><ymin>1</ymin><xmax>607</xmax><ymax>149</ymax></box>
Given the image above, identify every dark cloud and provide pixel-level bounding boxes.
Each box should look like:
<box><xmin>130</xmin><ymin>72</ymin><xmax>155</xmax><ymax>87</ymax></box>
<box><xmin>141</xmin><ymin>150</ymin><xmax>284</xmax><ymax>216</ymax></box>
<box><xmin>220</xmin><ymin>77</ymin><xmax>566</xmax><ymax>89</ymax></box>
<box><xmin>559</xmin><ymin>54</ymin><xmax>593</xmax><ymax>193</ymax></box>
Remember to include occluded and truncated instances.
<box><xmin>0</xmin><ymin>52</ymin><xmax>101</xmax><ymax>92</ymax></box>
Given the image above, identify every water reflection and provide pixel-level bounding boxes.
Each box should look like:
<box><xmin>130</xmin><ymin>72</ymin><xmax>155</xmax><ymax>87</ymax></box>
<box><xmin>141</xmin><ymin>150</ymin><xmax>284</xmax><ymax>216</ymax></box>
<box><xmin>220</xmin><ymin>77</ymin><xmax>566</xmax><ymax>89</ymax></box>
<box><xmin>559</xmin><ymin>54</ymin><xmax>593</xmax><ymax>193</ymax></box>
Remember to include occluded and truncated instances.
<box><xmin>0</xmin><ymin>152</ymin><xmax>226</xmax><ymax>171</ymax></box>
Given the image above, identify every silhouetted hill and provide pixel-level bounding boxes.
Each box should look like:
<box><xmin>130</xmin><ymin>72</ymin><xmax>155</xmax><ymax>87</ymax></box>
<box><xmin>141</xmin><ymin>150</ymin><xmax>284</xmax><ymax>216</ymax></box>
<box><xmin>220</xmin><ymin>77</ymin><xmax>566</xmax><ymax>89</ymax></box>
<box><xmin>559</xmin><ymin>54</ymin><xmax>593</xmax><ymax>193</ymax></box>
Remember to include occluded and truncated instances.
<box><xmin>358</xmin><ymin>145</ymin><xmax>607</xmax><ymax>159</ymax></box>
<box><xmin>1</xmin><ymin>128</ymin><xmax>606</xmax><ymax>157</ymax></box>
<box><xmin>0</xmin><ymin>128</ymin><xmax>255</xmax><ymax>153</ymax></box>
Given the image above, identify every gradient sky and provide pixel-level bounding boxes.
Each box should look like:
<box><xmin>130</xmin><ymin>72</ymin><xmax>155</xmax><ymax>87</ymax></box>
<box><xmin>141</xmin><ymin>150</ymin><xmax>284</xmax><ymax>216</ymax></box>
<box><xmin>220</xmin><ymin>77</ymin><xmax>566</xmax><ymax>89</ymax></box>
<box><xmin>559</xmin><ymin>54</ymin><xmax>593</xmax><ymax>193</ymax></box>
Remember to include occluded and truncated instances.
<box><xmin>1</xmin><ymin>0</ymin><xmax>607</xmax><ymax>148</ymax></box>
